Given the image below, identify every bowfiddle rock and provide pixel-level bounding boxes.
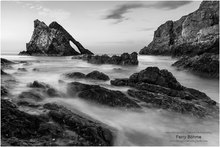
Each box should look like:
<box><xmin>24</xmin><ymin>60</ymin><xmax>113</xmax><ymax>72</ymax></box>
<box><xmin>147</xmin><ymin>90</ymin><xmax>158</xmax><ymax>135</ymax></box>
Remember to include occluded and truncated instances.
<box><xmin>19</xmin><ymin>19</ymin><xmax>93</xmax><ymax>56</ymax></box>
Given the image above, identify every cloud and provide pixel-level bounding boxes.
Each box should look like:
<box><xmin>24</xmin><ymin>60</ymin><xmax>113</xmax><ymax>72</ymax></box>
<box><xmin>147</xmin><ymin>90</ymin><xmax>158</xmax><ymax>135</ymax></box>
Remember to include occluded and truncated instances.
<box><xmin>154</xmin><ymin>1</ymin><xmax>192</xmax><ymax>10</ymax></box>
<box><xmin>104</xmin><ymin>1</ymin><xmax>192</xmax><ymax>23</ymax></box>
<box><xmin>18</xmin><ymin>2</ymin><xmax>71</xmax><ymax>21</ymax></box>
<box><xmin>104</xmin><ymin>3</ymin><xmax>145</xmax><ymax>23</ymax></box>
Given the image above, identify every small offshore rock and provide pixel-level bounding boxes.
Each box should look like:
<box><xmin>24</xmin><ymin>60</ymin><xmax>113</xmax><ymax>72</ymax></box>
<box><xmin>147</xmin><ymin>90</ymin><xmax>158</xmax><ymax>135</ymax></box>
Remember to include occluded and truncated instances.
<box><xmin>86</xmin><ymin>71</ymin><xmax>110</xmax><ymax>81</ymax></box>
<box><xmin>18</xmin><ymin>68</ymin><xmax>27</xmax><ymax>72</ymax></box>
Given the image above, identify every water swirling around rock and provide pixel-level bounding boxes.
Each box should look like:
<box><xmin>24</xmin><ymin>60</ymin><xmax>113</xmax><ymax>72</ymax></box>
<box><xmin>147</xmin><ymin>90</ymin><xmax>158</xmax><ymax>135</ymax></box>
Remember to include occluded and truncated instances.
<box><xmin>1</xmin><ymin>54</ymin><xmax>219</xmax><ymax>146</ymax></box>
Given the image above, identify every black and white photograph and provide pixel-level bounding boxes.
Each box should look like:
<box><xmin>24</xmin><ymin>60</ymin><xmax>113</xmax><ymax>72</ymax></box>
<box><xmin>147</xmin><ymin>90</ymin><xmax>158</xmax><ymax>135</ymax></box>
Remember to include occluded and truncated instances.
<box><xmin>1</xmin><ymin>0</ymin><xmax>219</xmax><ymax>146</ymax></box>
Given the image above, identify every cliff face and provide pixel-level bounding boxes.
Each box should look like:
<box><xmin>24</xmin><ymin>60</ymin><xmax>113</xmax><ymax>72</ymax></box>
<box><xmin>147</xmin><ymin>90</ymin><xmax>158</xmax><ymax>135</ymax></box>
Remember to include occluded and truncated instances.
<box><xmin>139</xmin><ymin>1</ymin><xmax>219</xmax><ymax>78</ymax></box>
<box><xmin>19</xmin><ymin>19</ymin><xmax>93</xmax><ymax>56</ymax></box>
<box><xmin>139</xmin><ymin>1</ymin><xmax>219</xmax><ymax>55</ymax></box>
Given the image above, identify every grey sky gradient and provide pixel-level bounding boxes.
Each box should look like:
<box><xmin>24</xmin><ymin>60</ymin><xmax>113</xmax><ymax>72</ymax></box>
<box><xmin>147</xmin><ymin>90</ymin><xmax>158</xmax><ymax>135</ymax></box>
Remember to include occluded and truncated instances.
<box><xmin>104</xmin><ymin>1</ymin><xmax>192</xmax><ymax>23</ymax></box>
<box><xmin>1</xmin><ymin>1</ymin><xmax>201</xmax><ymax>54</ymax></box>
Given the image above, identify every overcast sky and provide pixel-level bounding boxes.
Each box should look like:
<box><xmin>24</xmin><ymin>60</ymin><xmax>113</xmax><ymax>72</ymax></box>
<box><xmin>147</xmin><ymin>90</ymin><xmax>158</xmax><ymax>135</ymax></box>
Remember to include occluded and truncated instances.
<box><xmin>1</xmin><ymin>1</ymin><xmax>201</xmax><ymax>54</ymax></box>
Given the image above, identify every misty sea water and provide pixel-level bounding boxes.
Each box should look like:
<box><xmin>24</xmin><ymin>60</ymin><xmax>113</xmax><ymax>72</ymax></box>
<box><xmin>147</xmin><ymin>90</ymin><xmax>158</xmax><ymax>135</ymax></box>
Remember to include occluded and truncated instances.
<box><xmin>1</xmin><ymin>54</ymin><xmax>219</xmax><ymax>146</ymax></box>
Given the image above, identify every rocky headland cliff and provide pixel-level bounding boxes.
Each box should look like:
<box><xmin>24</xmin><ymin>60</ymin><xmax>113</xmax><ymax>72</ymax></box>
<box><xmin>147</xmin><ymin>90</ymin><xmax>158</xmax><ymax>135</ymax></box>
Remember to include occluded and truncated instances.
<box><xmin>139</xmin><ymin>1</ymin><xmax>219</xmax><ymax>78</ymax></box>
<box><xmin>19</xmin><ymin>19</ymin><xmax>93</xmax><ymax>56</ymax></box>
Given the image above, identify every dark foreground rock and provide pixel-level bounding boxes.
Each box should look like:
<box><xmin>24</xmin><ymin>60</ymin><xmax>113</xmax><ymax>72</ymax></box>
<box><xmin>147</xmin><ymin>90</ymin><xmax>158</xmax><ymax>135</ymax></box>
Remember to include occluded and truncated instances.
<box><xmin>64</xmin><ymin>70</ymin><xmax>110</xmax><ymax>81</ymax></box>
<box><xmin>110</xmin><ymin>67</ymin><xmax>218</xmax><ymax>117</ymax></box>
<box><xmin>18</xmin><ymin>81</ymin><xmax>61</xmax><ymax>101</ymax></box>
<box><xmin>19</xmin><ymin>19</ymin><xmax>93</xmax><ymax>56</ymax></box>
<box><xmin>1</xmin><ymin>58</ymin><xmax>14</xmax><ymax>69</ymax></box>
<box><xmin>172</xmin><ymin>53</ymin><xmax>219</xmax><ymax>78</ymax></box>
<box><xmin>1</xmin><ymin>70</ymin><xmax>8</xmax><ymax>75</ymax></box>
<box><xmin>1</xmin><ymin>86</ymin><xmax>8</xmax><ymax>97</ymax></box>
<box><xmin>67</xmin><ymin>82</ymin><xmax>140</xmax><ymax>108</ymax></box>
<box><xmin>65</xmin><ymin>72</ymin><xmax>86</xmax><ymax>79</ymax></box>
<box><xmin>1</xmin><ymin>99</ymin><xmax>114</xmax><ymax>146</ymax></box>
<box><xmin>18</xmin><ymin>68</ymin><xmax>27</xmax><ymax>72</ymax></box>
<box><xmin>86</xmin><ymin>71</ymin><xmax>110</xmax><ymax>81</ymax></box>
<box><xmin>139</xmin><ymin>1</ymin><xmax>219</xmax><ymax>78</ymax></box>
<box><xmin>27</xmin><ymin>80</ymin><xmax>50</xmax><ymax>89</ymax></box>
<box><xmin>72</xmin><ymin>52</ymin><xmax>138</xmax><ymax>65</ymax></box>
<box><xmin>1</xmin><ymin>71</ymin><xmax>17</xmax><ymax>97</ymax></box>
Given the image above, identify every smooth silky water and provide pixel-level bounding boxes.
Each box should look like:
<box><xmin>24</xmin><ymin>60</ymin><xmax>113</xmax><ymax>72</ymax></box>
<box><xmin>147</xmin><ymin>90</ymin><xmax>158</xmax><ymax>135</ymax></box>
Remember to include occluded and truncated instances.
<box><xmin>2</xmin><ymin>54</ymin><xmax>219</xmax><ymax>146</ymax></box>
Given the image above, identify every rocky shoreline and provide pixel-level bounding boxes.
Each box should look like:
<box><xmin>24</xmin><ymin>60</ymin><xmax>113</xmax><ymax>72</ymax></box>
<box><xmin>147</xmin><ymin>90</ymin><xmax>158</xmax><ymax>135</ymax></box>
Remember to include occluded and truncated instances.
<box><xmin>1</xmin><ymin>59</ymin><xmax>115</xmax><ymax>146</ymax></box>
<box><xmin>2</xmin><ymin>1</ymin><xmax>219</xmax><ymax>146</ymax></box>
<box><xmin>1</xmin><ymin>57</ymin><xmax>219</xmax><ymax>145</ymax></box>
<box><xmin>110</xmin><ymin>67</ymin><xmax>218</xmax><ymax>117</ymax></box>
<box><xmin>139</xmin><ymin>1</ymin><xmax>219</xmax><ymax>78</ymax></box>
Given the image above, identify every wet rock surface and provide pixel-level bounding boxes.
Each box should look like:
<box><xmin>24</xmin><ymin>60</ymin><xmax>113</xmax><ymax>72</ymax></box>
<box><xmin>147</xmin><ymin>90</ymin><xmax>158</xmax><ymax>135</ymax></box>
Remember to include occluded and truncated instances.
<box><xmin>1</xmin><ymin>56</ymin><xmax>219</xmax><ymax>146</ymax></box>
<box><xmin>19</xmin><ymin>81</ymin><xmax>62</xmax><ymax>100</ymax></box>
<box><xmin>1</xmin><ymin>86</ymin><xmax>8</xmax><ymax>97</ymax></box>
<box><xmin>18</xmin><ymin>90</ymin><xmax>45</xmax><ymax>102</ymax></box>
<box><xmin>64</xmin><ymin>70</ymin><xmax>110</xmax><ymax>81</ymax></box>
<box><xmin>1</xmin><ymin>58</ymin><xmax>14</xmax><ymax>69</ymax></box>
<box><xmin>1</xmin><ymin>70</ymin><xmax>8</xmax><ymax>75</ymax></box>
<box><xmin>65</xmin><ymin>72</ymin><xmax>86</xmax><ymax>79</ymax></box>
<box><xmin>172</xmin><ymin>53</ymin><xmax>219</xmax><ymax>78</ymax></box>
<box><xmin>110</xmin><ymin>67</ymin><xmax>218</xmax><ymax>117</ymax></box>
<box><xmin>112</xmin><ymin>67</ymin><xmax>183</xmax><ymax>90</ymax></box>
<box><xmin>86</xmin><ymin>71</ymin><xmax>110</xmax><ymax>81</ymax></box>
<box><xmin>18</xmin><ymin>68</ymin><xmax>27</xmax><ymax>72</ymax></box>
<box><xmin>1</xmin><ymin>67</ymin><xmax>17</xmax><ymax>97</ymax></box>
<box><xmin>67</xmin><ymin>82</ymin><xmax>140</xmax><ymax>108</ymax></box>
<box><xmin>43</xmin><ymin>103</ymin><xmax>114</xmax><ymax>145</ymax></box>
<box><xmin>27</xmin><ymin>80</ymin><xmax>50</xmax><ymax>89</ymax></box>
<box><xmin>19</xmin><ymin>19</ymin><xmax>93</xmax><ymax>56</ymax></box>
<box><xmin>72</xmin><ymin>52</ymin><xmax>138</xmax><ymax>65</ymax></box>
<box><xmin>1</xmin><ymin>99</ymin><xmax>114</xmax><ymax>146</ymax></box>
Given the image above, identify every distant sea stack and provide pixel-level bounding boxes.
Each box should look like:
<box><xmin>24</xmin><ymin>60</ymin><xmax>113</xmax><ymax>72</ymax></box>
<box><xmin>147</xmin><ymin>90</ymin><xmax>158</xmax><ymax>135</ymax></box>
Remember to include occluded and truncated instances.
<box><xmin>19</xmin><ymin>19</ymin><xmax>93</xmax><ymax>56</ymax></box>
<box><xmin>139</xmin><ymin>1</ymin><xmax>219</xmax><ymax>78</ymax></box>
